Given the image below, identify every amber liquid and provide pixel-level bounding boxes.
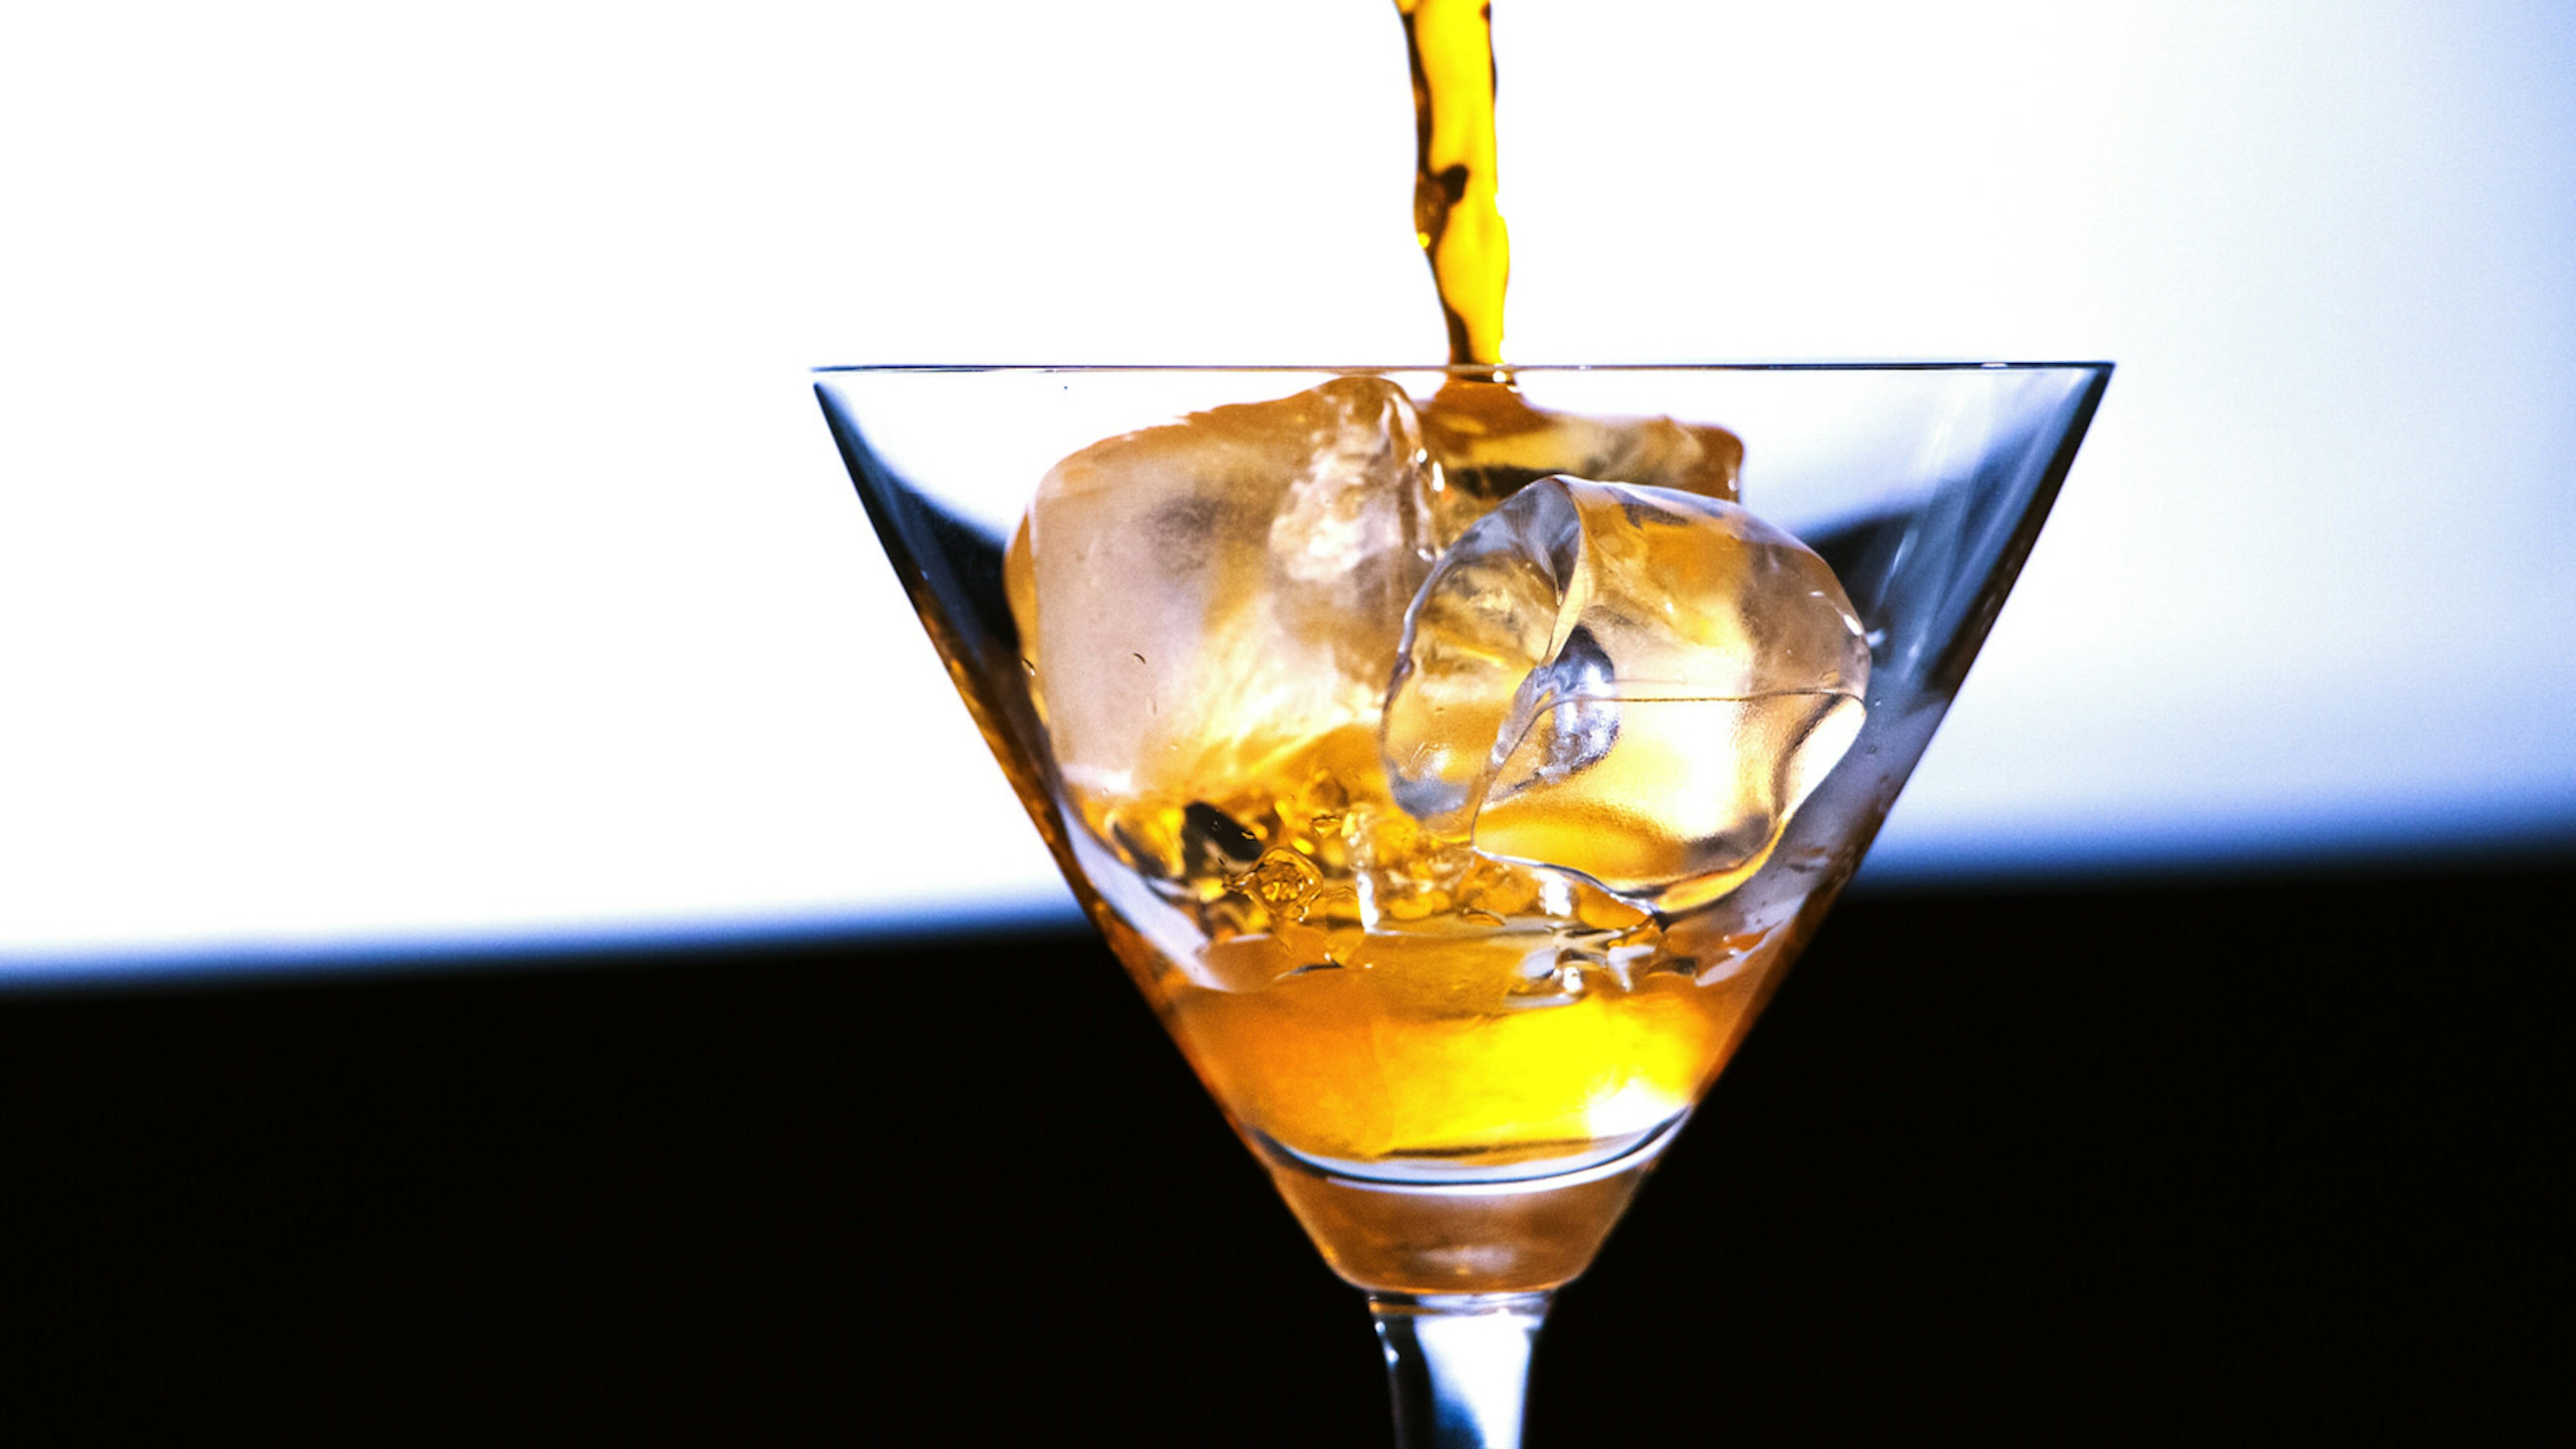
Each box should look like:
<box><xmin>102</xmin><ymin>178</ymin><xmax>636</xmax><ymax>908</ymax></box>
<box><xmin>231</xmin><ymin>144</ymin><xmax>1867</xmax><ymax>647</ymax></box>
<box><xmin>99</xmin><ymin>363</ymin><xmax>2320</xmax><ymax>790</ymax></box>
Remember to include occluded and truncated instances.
<box><xmin>1212</xmin><ymin>4</ymin><xmax>1715</xmax><ymax>1293</ymax></box>
<box><xmin>1004</xmin><ymin>7</ymin><xmax>1780</xmax><ymax>1296</ymax></box>
<box><xmin>1023</xmin><ymin>440</ymin><xmax>1794</xmax><ymax>1296</ymax></box>
<box><xmin>1399</xmin><ymin>0</ymin><xmax>1511</xmax><ymax>368</ymax></box>
<box><xmin>1068</xmin><ymin>705</ymin><xmax>1799</xmax><ymax>1291</ymax></box>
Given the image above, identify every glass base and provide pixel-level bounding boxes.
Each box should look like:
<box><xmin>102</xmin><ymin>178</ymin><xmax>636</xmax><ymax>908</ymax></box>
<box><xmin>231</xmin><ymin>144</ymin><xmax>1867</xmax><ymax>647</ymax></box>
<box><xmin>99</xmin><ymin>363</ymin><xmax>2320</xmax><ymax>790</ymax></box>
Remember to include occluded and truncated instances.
<box><xmin>1254</xmin><ymin>1118</ymin><xmax>1681</xmax><ymax>1293</ymax></box>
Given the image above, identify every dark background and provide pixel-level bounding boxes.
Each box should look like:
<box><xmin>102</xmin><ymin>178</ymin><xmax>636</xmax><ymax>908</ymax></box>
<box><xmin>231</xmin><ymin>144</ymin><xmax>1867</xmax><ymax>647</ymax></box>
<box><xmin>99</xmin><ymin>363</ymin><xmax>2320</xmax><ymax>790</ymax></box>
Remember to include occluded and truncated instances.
<box><xmin>5</xmin><ymin>856</ymin><xmax>2566</xmax><ymax>1444</ymax></box>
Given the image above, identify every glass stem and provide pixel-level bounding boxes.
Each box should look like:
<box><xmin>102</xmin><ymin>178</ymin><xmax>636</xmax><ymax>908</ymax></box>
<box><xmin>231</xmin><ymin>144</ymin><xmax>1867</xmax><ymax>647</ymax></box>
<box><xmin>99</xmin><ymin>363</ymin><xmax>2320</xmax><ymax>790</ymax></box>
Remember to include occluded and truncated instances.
<box><xmin>1369</xmin><ymin>1291</ymin><xmax>1552</xmax><ymax>1449</ymax></box>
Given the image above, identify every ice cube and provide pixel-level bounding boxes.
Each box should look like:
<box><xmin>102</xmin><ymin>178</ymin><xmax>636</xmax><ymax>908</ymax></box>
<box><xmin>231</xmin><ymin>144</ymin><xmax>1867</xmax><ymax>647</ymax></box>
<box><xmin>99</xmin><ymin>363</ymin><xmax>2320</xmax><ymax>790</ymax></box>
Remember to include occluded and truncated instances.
<box><xmin>1419</xmin><ymin>380</ymin><xmax>1743</xmax><ymax>548</ymax></box>
<box><xmin>1006</xmin><ymin>376</ymin><xmax>1438</xmax><ymax>865</ymax></box>
<box><xmin>1381</xmin><ymin>476</ymin><xmax>1869</xmax><ymax>913</ymax></box>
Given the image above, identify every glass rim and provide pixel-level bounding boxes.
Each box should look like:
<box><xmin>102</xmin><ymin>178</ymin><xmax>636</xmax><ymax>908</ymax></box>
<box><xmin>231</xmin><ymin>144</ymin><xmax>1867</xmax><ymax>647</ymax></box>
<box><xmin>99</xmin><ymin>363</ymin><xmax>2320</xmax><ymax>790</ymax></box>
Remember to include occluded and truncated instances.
<box><xmin>810</xmin><ymin>360</ymin><xmax>2115</xmax><ymax>376</ymax></box>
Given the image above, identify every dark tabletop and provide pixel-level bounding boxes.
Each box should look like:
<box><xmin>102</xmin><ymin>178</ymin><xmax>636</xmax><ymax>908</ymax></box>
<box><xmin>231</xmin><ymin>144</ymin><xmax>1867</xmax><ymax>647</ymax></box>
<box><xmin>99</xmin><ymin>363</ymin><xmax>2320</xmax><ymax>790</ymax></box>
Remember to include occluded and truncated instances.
<box><xmin>6</xmin><ymin>855</ymin><xmax>2566</xmax><ymax>1444</ymax></box>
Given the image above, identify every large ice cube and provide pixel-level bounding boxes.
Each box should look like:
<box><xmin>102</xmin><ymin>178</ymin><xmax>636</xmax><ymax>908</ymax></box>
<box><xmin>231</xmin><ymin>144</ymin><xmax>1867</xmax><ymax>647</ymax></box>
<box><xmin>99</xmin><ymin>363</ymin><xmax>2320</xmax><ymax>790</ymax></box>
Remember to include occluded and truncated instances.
<box><xmin>1006</xmin><ymin>376</ymin><xmax>1438</xmax><ymax>869</ymax></box>
<box><xmin>1381</xmin><ymin>476</ymin><xmax>1869</xmax><ymax>912</ymax></box>
<box><xmin>1419</xmin><ymin>381</ymin><xmax>1743</xmax><ymax>548</ymax></box>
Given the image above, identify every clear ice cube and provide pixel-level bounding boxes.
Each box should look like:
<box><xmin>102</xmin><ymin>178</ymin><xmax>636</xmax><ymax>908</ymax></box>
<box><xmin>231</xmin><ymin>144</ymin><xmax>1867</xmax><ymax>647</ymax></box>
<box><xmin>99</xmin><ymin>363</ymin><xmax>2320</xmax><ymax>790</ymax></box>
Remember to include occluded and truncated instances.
<box><xmin>1006</xmin><ymin>376</ymin><xmax>1438</xmax><ymax>860</ymax></box>
<box><xmin>1381</xmin><ymin>476</ymin><xmax>1870</xmax><ymax>912</ymax></box>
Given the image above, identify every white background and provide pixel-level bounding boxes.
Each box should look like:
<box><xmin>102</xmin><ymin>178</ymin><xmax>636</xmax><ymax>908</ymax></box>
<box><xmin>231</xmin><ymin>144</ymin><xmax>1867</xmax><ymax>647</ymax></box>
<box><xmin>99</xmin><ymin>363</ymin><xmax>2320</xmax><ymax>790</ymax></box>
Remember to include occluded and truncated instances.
<box><xmin>3</xmin><ymin>1</ymin><xmax>2572</xmax><ymax>969</ymax></box>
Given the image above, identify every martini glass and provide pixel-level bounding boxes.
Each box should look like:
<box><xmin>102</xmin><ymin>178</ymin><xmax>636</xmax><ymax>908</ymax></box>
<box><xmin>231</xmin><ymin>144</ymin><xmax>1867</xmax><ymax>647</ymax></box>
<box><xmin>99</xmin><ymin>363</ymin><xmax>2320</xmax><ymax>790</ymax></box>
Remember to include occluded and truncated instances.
<box><xmin>814</xmin><ymin>362</ymin><xmax>2108</xmax><ymax>1447</ymax></box>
